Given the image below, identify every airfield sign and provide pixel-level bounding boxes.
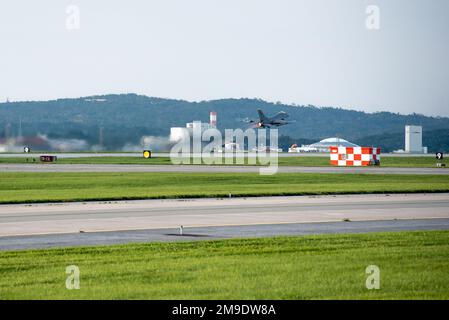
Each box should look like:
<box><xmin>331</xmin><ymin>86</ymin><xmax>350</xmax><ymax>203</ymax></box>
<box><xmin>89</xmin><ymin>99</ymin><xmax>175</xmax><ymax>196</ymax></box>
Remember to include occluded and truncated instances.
<box><xmin>436</xmin><ymin>152</ymin><xmax>444</xmax><ymax>160</ymax></box>
<box><xmin>40</xmin><ymin>155</ymin><xmax>57</xmax><ymax>162</ymax></box>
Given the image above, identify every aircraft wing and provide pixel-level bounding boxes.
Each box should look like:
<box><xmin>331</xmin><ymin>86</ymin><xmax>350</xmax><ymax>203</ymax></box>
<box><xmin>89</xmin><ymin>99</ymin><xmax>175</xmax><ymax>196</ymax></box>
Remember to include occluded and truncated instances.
<box><xmin>270</xmin><ymin>112</ymin><xmax>289</xmax><ymax>121</ymax></box>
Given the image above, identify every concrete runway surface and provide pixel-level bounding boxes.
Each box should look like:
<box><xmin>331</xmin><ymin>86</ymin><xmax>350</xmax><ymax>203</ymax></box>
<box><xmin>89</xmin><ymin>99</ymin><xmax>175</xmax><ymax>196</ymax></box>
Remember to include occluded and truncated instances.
<box><xmin>1</xmin><ymin>163</ymin><xmax>448</xmax><ymax>175</ymax></box>
<box><xmin>1</xmin><ymin>193</ymin><xmax>448</xmax><ymax>241</ymax></box>
<box><xmin>1</xmin><ymin>219</ymin><xmax>449</xmax><ymax>251</ymax></box>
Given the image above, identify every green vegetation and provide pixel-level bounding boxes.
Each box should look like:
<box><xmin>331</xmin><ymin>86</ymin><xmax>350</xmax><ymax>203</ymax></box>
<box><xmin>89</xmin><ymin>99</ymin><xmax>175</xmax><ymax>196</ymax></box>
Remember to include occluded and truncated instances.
<box><xmin>0</xmin><ymin>156</ymin><xmax>175</xmax><ymax>165</ymax></box>
<box><xmin>1</xmin><ymin>155</ymin><xmax>448</xmax><ymax>168</ymax></box>
<box><xmin>2</xmin><ymin>93</ymin><xmax>449</xmax><ymax>151</ymax></box>
<box><xmin>277</xmin><ymin>156</ymin><xmax>449</xmax><ymax>168</ymax></box>
<box><xmin>1</xmin><ymin>172</ymin><xmax>449</xmax><ymax>204</ymax></box>
<box><xmin>1</xmin><ymin>231</ymin><xmax>448</xmax><ymax>299</ymax></box>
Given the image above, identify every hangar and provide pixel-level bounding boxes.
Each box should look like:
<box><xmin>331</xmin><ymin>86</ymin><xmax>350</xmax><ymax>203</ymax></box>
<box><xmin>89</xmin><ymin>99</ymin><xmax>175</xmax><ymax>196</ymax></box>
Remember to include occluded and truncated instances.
<box><xmin>290</xmin><ymin>137</ymin><xmax>359</xmax><ymax>153</ymax></box>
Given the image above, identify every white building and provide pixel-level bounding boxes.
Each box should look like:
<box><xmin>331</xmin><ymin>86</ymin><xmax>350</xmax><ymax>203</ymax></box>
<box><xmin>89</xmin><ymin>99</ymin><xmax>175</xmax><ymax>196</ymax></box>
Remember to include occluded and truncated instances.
<box><xmin>170</xmin><ymin>112</ymin><xmax>217</xmax><ymax>143</ymax></box>
<box><xmin>288</xmin><ymin>144</ymin><xmax>318</xmax><ymax>153</ymax></box>
<box><xmin>405</xmin><ymin>125</ymin><xmax>427</xmax><ymax>153</ymax></box>
<box><xmin>224</xmin><ymin>142</ymin><xmax>240</xmax><ymax>151</ymax></box>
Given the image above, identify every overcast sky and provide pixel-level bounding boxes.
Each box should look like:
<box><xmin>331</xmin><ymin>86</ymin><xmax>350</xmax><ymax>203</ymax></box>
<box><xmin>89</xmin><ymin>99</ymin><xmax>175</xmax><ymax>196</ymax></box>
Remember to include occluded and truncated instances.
<box><xmin>1</xmin><ymin>0</ymin><xmax>448</xmax><ymax>116</ymax></box>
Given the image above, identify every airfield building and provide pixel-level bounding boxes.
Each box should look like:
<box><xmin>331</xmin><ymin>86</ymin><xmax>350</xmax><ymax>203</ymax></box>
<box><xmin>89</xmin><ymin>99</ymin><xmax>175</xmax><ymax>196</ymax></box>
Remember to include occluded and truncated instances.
<box><xmin>405</xmin><ymin>125</ymin><xmax>427</xmax><ymax>153</ymax></box>
<box><xmin>170</xmin><ymin>111</ymin><xmax>217</xmax><ymax>143</ymax></box>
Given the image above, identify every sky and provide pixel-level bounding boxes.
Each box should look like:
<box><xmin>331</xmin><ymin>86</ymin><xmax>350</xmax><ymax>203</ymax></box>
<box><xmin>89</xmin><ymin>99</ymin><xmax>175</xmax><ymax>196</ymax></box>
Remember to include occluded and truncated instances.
<box><xmin>0</xmin><ymin>0</ymin><xmax>448</xmax><ymax>116</ymax></box>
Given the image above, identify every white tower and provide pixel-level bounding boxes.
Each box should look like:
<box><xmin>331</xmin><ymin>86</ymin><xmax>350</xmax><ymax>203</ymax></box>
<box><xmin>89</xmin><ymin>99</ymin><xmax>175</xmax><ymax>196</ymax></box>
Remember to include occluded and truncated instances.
<box><xmin>405</xmin><ymin>125</ymin><xmax>422</xmax><ymax>153</ymax></box>
<box><xmin>209</xmin><ymin>111</ymin><xmax>217</xmax><ymax>128</ymax></box>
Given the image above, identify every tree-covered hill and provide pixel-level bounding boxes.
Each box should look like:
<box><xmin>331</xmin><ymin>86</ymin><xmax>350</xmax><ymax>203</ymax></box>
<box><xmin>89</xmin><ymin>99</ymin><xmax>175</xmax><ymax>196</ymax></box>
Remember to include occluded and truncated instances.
<box><xmin>355</xmin><ymin>129</ymin><xmax>449</xmax><ymax>153</ymax></box>
<box><xmin>0</xmin><ymin>93</ymin><xmax>448</xmax><ymax>151</ymax></box>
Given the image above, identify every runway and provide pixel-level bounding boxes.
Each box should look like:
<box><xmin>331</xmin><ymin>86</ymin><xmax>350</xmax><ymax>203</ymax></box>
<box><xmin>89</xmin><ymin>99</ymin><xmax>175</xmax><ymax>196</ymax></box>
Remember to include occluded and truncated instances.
<box><xmin>1</xmin><ymin>193</ymin><xmax>448</xmax><ymax>240</ymax></box>
<box><xmin>1</xmin><ymin>163</ymin><xmax>448</xmax><ymax>175</ymax></box>
<box><xmin>1</xmin><ymin>219</ymin><xmax>448</xmax><ymax>251</ymax></box>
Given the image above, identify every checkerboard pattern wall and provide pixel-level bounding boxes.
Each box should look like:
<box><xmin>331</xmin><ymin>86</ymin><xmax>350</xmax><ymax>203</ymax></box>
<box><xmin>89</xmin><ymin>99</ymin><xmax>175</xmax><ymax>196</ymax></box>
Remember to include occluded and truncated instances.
<box><xmin>330</xmin><ymin>147</ymin><xmax>381</xmax><ymax>166</ymax></box>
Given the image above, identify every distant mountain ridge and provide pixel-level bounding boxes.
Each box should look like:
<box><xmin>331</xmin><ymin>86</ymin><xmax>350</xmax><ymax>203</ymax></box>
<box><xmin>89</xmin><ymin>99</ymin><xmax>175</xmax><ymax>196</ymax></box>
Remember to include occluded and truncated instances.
<box><xmin>0</xmin><ymin>93</ymin><xmax>448</xmax><ymax>151</ymax></box>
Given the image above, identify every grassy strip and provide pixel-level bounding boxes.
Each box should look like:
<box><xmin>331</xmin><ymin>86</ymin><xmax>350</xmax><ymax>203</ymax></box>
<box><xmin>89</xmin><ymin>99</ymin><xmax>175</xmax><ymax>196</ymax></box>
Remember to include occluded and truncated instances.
<box><xmin>0</xmin><ymin>231</ymin><xmax>448</xmax><ymax>299</ymax></box>
<box><xmin>278</xmin><ymin>156</ymin><xmax>448</xmax><ymax>167</ymax></box>
<box><xmin>0</xmin><ymin>172</ymin><xmax>449</xmax><ymax>204</ymax></box>
<box><xmin>1</xmin><ymin>156</ymin><xmax>448</xmax><ymax>167</ymax></box>
<box><xmin>0</xmin><ymin>156</ymin><xmax>174</xmax><ymax>165</ymax></box>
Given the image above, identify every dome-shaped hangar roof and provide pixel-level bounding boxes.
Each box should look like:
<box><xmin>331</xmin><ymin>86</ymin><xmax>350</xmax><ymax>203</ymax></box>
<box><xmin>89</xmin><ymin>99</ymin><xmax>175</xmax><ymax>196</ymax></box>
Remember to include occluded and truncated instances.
<box><xmin>310</xmin><ymin>137</ymin><xmax>359</xmax><ymax>149</ymax></box>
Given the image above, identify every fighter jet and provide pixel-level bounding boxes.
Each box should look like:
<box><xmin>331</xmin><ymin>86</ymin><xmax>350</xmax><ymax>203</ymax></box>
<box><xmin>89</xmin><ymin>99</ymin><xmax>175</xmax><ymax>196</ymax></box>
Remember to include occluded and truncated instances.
<box><xmin>247</xmin><ymin>109</ymin><xmax>290</xmax><ymax>128</ymax></box>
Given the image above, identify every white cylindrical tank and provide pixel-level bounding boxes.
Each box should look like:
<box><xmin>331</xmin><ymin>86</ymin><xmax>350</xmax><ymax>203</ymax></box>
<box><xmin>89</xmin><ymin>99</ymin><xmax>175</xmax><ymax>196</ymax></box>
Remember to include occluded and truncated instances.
<box><xmin>210</xmin><ymin>111</ymin><xmax>217</xmax><ymax>127</ymax></box>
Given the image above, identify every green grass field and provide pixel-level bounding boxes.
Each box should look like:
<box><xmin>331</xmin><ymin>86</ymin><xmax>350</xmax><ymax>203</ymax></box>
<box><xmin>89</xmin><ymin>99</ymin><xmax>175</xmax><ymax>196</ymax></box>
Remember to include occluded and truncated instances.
<box><xmin>0</xmin><ymin>231</ymin><xmax>448</xmax><ymax>299</ymax></box>
<box><xmin>0</xmin><ymin>156</ymin><xmax>174</xmax><ymax>165</ymax></box>
<box><xmin>1</xmin><ymin>172</ymin><xmax>449</xmax><ymax>203</ymax></box>
<box><xmin>277</xmin><ymin>156</ymin><xmax>449</xmax><ymax>167</ymax></box>
<box><xmin>1</xmin><ymin>155</ymin><xmax>448</xmax><ymax>167</ymax></box>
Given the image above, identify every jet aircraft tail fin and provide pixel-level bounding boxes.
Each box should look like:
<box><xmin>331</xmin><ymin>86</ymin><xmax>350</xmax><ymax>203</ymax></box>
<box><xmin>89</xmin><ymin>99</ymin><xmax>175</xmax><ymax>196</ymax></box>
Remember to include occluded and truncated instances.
<box><xmin>257</xmin><ymin>109</ymin><xmax>268</xmax><ymax>122</ymax></box>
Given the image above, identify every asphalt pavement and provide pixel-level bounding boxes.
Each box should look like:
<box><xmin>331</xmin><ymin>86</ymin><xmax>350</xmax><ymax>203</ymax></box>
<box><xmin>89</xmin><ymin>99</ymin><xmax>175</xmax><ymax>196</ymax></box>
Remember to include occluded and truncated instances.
<box><xmin>1</xmin><ymin>218</ymin><xmax>448</xmax><ymax>251</ymax></box>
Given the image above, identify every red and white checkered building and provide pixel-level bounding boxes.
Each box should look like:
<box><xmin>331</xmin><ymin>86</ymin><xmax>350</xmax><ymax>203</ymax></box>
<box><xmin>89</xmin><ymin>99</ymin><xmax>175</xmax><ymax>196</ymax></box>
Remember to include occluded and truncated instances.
<box><xmin>330</xmin><ymin>147</ymin><xmax>381</xmax><ymax>166</ymax></box>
